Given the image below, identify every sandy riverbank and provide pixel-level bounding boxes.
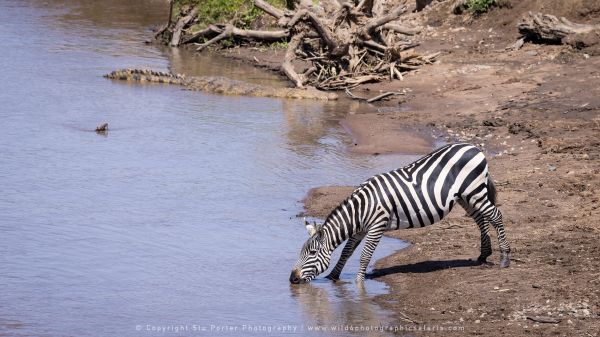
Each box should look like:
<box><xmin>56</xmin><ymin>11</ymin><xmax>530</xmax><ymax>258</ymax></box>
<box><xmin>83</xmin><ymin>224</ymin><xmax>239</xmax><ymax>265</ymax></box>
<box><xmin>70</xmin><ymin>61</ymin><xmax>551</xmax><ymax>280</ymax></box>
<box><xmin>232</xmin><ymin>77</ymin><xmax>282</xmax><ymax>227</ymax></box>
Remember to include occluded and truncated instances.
<box><xmin>214</xmin><ymin>1</ymin><xmax>600</xmax><ymax>335</ymax></box>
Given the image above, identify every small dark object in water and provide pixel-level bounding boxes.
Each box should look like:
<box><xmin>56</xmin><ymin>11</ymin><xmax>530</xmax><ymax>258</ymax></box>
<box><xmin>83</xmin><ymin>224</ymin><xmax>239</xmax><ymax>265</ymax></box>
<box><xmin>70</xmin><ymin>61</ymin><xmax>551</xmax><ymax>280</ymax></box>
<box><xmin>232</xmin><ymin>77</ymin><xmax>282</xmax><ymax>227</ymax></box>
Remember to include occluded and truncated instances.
<box><xmin>95</xmin><ymin>123</ymin><xmax>108</xmax><ymax>133</ymax></box>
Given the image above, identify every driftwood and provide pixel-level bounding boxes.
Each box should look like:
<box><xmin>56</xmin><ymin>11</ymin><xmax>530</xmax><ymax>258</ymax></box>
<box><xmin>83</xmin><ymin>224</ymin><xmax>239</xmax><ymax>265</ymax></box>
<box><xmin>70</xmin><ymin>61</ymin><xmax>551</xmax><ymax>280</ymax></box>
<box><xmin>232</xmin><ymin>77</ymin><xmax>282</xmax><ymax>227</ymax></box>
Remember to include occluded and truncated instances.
<box><xmin>367</xmin><ymin>91</ymin><xmax>400</xmax><ymax>103</ymax></box>
<box><xmin>157</xmin><ymin>0</ymin><xmax>433</xmax><ymax>90</ymax></box>
<box><xmin>526</xmin><ymin>316</ymin><xmax>561</xmax><ymax>324</ymax></box>
<box><xmin>181</xmin><ymin>26</ymin><xmax>218</xmax><ymax>45</ymax></box>
<box><xmin>195</xmin><ymin>24</ymin><xmax>289</xmax><ymax>51</ymax></box>
<box><xmin>171</xmin><ymin>8</ymin><xmax>198</xmax><ymax>46</ymax></box>
<box><xmin>282</xmin><ymin>32</ymin><xmax>306</xmax><ymax>87</ymax></box>
<box><xmin>345</xmin><ymin>89</ymin><xmax>401</xmax><ymax>103</ymax></box>
<box><xmin>518</xmin><ymin>12</ymin><xmax>600</xmax><ymax>43</ymax></box>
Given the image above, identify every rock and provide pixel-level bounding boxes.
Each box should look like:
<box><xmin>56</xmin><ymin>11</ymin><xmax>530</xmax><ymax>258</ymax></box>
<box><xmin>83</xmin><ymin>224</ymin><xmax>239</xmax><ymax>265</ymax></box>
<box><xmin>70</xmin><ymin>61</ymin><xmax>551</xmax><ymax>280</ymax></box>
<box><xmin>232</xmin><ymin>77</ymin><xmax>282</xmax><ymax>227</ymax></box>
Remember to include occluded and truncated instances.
<box><xmin>547</xmin><ymin>164</ymin><xmax>557</xmax><ymax>171</ymax></box>
<box><xmin>483</xmin><ymin>118</ymin><xmax>504</xmax><ymax>127</ymax></box>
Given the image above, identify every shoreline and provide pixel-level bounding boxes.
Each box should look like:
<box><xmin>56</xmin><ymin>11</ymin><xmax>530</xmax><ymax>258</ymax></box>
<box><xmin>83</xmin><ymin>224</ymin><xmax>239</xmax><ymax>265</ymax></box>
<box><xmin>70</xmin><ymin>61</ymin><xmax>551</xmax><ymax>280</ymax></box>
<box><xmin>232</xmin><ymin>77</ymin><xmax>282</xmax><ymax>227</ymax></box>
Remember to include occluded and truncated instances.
<box><xmin>298</xmin><ymin>46</ymin><xmax>600</xmax><ymax>333</ymax></box>
<box><xmin>166</xmin><ymin>1</ymin><xmax>599</xmax><ymax>334</ymax></box>
<box><xmin>238</xmin><ymin>9</ymin><xmax>600</xmax><ymax>337</ymax></box>
<box><xmin>297</xmin><ymin>47</ymin><xmax>600</xmax><ymax>336</ymax></box>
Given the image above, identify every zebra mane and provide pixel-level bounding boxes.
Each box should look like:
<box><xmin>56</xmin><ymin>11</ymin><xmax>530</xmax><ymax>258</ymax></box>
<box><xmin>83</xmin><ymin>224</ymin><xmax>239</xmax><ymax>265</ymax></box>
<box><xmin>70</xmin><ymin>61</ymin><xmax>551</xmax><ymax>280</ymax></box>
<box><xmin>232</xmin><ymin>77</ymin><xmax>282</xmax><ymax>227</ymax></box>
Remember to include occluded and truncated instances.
<box><xmin>321</xmin><ymin>184</ymin><xmax>364</xmax><ymax>231</ymax></box>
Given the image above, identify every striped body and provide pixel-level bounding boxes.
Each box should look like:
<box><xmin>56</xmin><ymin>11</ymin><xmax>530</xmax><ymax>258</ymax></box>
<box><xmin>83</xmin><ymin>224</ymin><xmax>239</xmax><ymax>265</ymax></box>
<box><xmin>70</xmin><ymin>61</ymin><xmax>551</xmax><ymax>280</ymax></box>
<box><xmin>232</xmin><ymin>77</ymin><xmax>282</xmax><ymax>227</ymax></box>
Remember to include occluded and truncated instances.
<box><xmin>290</xmin><ymin>143</ymin><xmax>511</xmax><ymax>284</ymax></box>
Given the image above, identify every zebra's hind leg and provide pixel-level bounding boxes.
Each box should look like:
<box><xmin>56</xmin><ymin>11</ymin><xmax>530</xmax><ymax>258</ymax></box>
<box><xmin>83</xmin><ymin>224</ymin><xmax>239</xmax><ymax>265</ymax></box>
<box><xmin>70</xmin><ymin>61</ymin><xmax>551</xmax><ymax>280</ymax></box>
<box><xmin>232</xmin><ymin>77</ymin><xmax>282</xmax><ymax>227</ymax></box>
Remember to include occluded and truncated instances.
<box><xmin>326</xmin><ymin>233</ymin><xmax>364</xmax><ymax>281</ymax></box>
<box><xmin>488</xmin><ymin>207</ymin><xmax>511</xmax><ymax>268</ymax></box>
<box><xmin>460</xmin><ymin>200</ymin><xmax>492</xmax><ymax>264</ymax></box>
<box><xmin>356</xmin><ymin>228</ymin><xmax>385</xmax><ymax>282</ymax></box>
<box><xmin>465</xmin><ymin>202</ymin><xmax>510</xmax><ymax>268</ymax></box>
<box><xmin>474</xmin><ymin>214</ymin><xmax>493</xmax><ymax>265</ymax></box>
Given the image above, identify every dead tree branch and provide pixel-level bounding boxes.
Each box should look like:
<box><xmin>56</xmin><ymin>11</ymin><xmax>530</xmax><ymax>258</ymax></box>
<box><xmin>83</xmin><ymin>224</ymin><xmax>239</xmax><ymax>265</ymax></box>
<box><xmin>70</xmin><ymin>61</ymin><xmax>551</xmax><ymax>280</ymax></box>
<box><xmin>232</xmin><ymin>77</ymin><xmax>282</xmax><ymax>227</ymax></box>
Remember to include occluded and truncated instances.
<box><xmin>282</xmin><ymin>32</ymin><xmax>307</xmax><ymax>88</ymax></box>
<box><xmin>254</xmin><ymin>0</ymin><xmax>284</xmax><ymax>19</ymax></box>
<box><xmin>196</xmin><ymin>24</ymin><xmax>288</xmax><ymax>51</ymax></box>
<box><xmin>160</xmin><ymin>0</ymin><xmax>436</xmax><ymax>90</ymax></box>
<box><xmin>361</xmin><ymin>5</ymin><xmax>407</xmax><ymax>38</ymax></box>
<box><xmin>171</xmin><ymin>8</ymin><xmax>198</xmax><ymax>46</ymax></box>
<box><xmin>381</xmin><ymin>23</ymin><xmax>421</xmax><ymax>35</ymax></box>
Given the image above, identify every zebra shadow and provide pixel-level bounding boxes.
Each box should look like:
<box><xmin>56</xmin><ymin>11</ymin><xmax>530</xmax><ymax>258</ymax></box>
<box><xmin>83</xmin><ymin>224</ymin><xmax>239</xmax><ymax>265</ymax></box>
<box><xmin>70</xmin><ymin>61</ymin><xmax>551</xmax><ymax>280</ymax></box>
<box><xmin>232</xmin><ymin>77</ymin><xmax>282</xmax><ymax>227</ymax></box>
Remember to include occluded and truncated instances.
<box><xmin>368</xmin><ymin>259</ymin><xmax>481</xmax><ymax>279</ymax></box>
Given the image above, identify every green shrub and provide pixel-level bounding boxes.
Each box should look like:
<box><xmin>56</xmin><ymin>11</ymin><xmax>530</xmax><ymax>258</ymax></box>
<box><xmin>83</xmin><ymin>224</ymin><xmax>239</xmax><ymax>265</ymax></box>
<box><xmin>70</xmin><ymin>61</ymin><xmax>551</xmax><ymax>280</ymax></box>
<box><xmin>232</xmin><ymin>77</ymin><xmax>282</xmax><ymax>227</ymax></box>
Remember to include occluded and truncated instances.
<box><xmin>175</xmin><ymin>0</ymin><xmax>287</xmax><ymax>29</ymax></box>
<box><xmin>466</xmin><ymin>0</ymin><xmax>496</xmax><ymax>13</ymax></box>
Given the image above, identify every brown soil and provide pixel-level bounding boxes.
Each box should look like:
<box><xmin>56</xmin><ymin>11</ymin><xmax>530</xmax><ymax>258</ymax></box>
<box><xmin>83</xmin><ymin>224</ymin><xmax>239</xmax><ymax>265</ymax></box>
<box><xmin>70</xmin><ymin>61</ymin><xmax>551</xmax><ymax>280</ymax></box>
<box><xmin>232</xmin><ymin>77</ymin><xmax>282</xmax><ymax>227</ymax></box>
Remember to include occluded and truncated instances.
<box><xmin>218</xmin><ymin>1</ymin><xmax>600</xmax><ymax>335</ymax></box>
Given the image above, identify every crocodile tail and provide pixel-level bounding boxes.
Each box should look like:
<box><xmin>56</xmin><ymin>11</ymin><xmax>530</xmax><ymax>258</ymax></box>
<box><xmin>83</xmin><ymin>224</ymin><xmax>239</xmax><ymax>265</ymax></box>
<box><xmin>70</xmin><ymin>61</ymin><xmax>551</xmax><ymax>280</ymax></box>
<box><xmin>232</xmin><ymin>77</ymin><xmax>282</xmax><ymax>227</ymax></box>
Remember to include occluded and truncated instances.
<box><xmin>104</xmin><ymin>68</ymin><xmax>186</xmax><ymax>85</ymax></box>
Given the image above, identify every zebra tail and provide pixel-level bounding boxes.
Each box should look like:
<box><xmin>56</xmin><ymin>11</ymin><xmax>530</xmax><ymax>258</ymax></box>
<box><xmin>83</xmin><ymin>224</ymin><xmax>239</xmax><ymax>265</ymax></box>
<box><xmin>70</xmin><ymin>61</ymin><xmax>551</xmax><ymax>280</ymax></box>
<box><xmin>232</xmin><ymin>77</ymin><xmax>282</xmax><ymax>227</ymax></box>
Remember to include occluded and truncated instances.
<box><xmin>487</xmin><ymin>174</ymin><xmax>498</xmax><ymax>206</ymax></box>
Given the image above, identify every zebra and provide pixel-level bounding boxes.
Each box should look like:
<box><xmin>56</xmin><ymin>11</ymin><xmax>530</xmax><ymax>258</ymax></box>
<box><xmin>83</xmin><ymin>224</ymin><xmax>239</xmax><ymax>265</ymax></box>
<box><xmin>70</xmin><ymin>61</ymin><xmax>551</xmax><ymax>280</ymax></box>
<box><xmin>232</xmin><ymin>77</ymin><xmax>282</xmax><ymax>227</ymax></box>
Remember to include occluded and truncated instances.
<box><xmin>289</xmin><ymin>143</ymin><xmax>511</xmax><ymax>284</ymax></box>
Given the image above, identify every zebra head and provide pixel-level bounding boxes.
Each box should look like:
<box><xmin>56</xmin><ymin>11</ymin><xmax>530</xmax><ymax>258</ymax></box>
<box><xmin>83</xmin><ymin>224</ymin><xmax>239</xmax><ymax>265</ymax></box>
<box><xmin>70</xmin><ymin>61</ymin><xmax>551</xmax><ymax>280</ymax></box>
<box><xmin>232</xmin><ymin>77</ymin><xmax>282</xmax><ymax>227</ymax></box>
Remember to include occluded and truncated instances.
<box><xmin>290</xmin><ymin>220</ymin><xmax>331</xmax><ymax>284</ymax></box>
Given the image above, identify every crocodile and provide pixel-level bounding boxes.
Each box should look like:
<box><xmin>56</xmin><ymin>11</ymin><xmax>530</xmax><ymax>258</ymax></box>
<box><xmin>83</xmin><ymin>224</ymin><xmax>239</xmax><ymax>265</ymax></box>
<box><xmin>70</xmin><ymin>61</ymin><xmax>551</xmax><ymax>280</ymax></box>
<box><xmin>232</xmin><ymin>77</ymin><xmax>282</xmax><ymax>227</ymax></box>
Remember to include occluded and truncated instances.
<box><xmin>104</xmin><ymin>69</ymin><xmax>338</xmax><ymax>100</ymax></box>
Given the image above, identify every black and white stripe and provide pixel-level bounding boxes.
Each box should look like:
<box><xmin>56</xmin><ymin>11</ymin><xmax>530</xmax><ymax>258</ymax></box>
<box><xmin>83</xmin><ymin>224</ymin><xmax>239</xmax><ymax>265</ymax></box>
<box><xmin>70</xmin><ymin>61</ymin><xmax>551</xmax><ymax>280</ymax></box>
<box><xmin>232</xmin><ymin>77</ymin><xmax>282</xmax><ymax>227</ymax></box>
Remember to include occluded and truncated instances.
<box><xmin>290</xmin><ymin>143</ymin><xmax>511</xmax><ymax>284</ymax></box>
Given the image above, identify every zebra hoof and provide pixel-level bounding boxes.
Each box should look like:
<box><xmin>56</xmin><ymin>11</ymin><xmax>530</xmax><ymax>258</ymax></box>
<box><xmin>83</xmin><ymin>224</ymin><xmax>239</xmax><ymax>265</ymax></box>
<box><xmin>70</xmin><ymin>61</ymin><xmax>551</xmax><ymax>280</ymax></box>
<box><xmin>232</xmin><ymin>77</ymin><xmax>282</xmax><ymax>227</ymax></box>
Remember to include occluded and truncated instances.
<box><xmin>500</xmin><ymin>255</ymin><xmax>510</xmax><ymax>268</ymax></box>
<box><xmin>474</xmin><ymin>257</ymin><xmax>493</xmax><ymax>268</ymax></box>
<box><xmin>477</xmin><ymin>255</ymin><xmax>492</xmax><ymax>265</ymax></box>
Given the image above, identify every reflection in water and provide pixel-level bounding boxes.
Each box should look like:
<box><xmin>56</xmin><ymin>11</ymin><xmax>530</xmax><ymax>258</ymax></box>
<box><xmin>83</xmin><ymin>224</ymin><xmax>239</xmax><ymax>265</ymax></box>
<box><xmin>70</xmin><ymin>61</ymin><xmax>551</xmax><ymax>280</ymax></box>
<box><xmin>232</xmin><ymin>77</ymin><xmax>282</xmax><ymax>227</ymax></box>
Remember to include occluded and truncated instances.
<box><xmin>291</xmin><ymin>281</ymin><xmax>391</xmax><ymax>337</ymax></box>
<box><xmin>281</xmin><ymin>99</ymin><xmax>365</xmax><ymax>151</ymax></box>
<box><xmin>290</xmin><ymin>237</ymin><xmax>409</xmax><ymax>337</ymax></box>
<box><xmin>167</xmin><ymin>47</ymin><xmax>286</xmax><ymax>87</ymax></box>
<box><xmin>37</xmin><ymin>0</ymin><xmax>168</xmax><ymax>29</ymax></box>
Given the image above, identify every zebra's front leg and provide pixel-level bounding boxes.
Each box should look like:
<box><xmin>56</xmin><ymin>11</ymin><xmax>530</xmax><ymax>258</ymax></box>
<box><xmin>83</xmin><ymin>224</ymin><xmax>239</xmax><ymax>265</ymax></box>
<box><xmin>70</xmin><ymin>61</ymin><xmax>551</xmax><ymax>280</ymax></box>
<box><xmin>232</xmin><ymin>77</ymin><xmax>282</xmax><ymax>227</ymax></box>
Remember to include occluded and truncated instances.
<box><xmin>489</xmin><ymin>207</ymin><xmax>511</xmax><ymax>268</ymax></box>
<box><xmin>356</xmin><ymin>228</ymin><xmax>385</xmax><ymax>282</ymax></box>
<box><xmin>326</xmin><ymin>233</ymin><xmax>365</xmax><ymax>281</ymax></box>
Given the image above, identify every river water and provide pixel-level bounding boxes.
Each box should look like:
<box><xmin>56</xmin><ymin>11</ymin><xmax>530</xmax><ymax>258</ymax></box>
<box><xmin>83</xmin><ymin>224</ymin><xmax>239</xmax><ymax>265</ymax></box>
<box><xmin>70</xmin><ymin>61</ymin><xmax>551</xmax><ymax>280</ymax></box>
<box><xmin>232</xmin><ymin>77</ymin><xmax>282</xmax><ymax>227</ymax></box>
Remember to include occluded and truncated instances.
<box><xmin>0</xmin><ymin>1</ymin><xmax>420</xmax><ymax>336</ymax></box>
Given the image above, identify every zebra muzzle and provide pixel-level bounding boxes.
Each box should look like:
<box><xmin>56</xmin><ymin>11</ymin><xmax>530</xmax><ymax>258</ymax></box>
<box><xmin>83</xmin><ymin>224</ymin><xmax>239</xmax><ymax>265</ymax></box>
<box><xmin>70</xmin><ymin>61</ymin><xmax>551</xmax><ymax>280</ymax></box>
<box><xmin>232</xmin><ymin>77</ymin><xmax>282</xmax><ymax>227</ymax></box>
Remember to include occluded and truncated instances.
<box><xmin>289</xmin><ymin>269</ymin><xmax>304</xmax><ymax>284</ymax></box>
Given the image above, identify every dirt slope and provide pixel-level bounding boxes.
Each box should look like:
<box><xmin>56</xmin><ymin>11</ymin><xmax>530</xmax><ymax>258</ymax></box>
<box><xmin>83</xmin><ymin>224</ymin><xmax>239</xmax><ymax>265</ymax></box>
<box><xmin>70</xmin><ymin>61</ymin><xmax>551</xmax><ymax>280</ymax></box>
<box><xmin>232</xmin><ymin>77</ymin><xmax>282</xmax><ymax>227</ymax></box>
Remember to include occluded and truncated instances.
<box><xmin>201</xmin><ymin>0</ymin><xmax>600</xmax><ymax>334</ymax></box>
<box><xmin>298</xmin><ymin>1</ymin><xmax>600</xmax><ymax>335</ymax></box>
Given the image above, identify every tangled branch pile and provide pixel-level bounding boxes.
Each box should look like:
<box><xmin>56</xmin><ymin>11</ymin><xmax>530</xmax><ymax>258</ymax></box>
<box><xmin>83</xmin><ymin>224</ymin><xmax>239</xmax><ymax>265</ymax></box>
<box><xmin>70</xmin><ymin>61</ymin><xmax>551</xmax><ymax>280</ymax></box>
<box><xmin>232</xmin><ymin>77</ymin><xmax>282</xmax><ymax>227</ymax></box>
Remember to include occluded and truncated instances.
<box><xmin>160</xmin><ymin>0</ymin><xmax>439</xmax><ymax>90</ymax></box>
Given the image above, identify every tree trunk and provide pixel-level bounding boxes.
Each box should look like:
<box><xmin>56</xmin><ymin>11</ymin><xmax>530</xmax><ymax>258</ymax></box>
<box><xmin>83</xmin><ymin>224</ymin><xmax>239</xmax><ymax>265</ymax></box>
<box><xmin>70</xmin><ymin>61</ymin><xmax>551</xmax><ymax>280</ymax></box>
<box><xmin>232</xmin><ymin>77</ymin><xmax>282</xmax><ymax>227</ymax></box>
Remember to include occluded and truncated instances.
<box><xmin>518</xmin><ymin>12</ymin><xmax>600</xmax><ymax>42</ymax></box>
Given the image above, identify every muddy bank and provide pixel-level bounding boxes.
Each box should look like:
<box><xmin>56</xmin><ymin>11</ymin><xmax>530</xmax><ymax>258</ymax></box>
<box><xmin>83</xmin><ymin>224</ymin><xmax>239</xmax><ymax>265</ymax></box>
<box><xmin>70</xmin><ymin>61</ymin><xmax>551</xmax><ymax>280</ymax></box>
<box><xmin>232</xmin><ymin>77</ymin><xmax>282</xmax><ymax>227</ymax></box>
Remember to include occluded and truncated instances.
<box><xmin>295</xmin><ymin>3</ymin><xmax>600</xmax><ymax>336</ymax></box>
<box><xmin>300</xmin><ymin>43</ymin><xmax>600</xmax><ymax>337</ymax></box>
<box><xmin>173</xmin><ymin>1</ymin><xmax>600</xmax><ymax>334</ymax></box>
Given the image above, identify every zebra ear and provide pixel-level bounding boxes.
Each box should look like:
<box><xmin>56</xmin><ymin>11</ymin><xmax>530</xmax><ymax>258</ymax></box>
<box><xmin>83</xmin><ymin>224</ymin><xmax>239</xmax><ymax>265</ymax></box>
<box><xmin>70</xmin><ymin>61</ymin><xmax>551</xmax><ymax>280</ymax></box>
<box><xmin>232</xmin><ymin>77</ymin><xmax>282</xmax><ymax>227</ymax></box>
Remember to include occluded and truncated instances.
<box><xmin>305</xmin><ymin>218</ymin><xmax>318</xmax><ymax>236</ymax></box>
<box><xmin>305</xmin><ymin>224</ymin><xmax>317</xmax><ymax>237</ymax></box>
